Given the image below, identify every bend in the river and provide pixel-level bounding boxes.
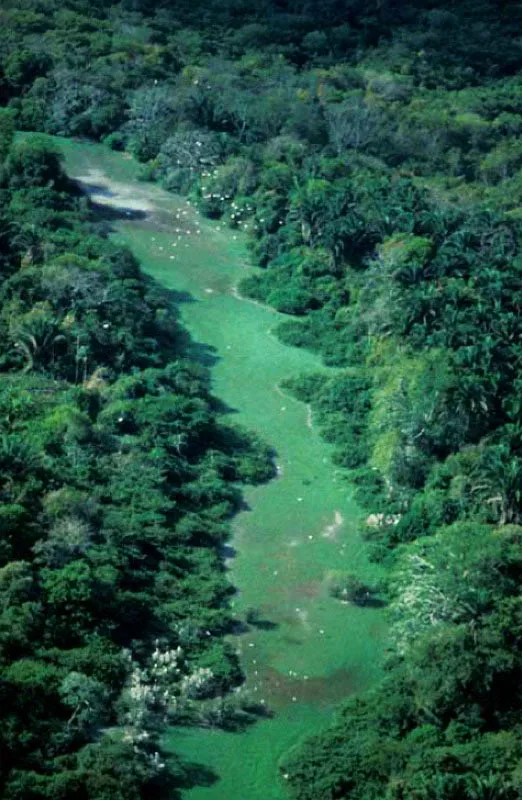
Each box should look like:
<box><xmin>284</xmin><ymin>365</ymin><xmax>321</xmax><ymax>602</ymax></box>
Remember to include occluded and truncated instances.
<box><xmin>58</xmin><ymin>137</ymin><xmax>387</xmax><ymax>800</ymax></box>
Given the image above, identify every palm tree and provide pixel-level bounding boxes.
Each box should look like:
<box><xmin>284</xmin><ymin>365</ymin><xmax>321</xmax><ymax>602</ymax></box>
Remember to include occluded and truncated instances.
<box><xmin>9</xmin><ymin>305</ymin><xmax>66</xmax><ymax>373</ymax></box>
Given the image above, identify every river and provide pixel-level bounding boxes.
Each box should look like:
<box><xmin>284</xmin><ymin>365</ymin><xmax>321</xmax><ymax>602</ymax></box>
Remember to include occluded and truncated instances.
<box><xmin>57</xmin><ymin>137</ymin><xmax>386</xmax><ymax>800</ymax></box>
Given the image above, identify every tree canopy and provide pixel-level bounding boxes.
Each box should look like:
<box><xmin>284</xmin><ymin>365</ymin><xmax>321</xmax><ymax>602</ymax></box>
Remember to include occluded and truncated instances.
<box><xmin>3</xmin><ymin>0</ymin><xmax>522</xmax><ymax>797</ymax></box>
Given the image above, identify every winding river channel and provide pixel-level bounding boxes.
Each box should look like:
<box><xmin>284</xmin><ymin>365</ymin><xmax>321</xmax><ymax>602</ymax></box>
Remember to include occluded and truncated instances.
<box><xmin>58</xmin><ymin>137</ymin><xmax>386</xmax><ymax>800</ymax></box>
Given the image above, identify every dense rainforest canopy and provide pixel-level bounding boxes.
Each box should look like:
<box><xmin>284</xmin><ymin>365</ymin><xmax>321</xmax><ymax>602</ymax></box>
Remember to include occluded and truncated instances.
<box><xmin>3</xmin><ymin>0</ymin><xmax>522</xmax><ymax>798</ymax></box>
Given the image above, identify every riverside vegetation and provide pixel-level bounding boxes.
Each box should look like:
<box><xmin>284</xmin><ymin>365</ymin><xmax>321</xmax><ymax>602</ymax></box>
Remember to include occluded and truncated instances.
<box><xmin>3</xmin><ymin>0</ymin><xmax>522</xmax><ymax>798</ymax></box>
<box><xmin>0</xmin><ymin>125</ymin><xmax>274</xmax><ymax>798</ymax></box>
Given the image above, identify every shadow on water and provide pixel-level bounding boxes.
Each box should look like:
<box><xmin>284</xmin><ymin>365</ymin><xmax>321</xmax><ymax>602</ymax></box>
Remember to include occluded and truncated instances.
<box><xmin>161</xmin><ymin>750</ymin><xmax>220</xmax><ymax>798</ymax></box>
<box><xmin>73</xmin><ymin>179</ymin><xmax>150</xmax><ymax>222</ymax></box>
<box><xmin>162</xmin><ymin>287</ymin><xmax>198</xmax><ymax>306</ymax></box>
<box><xmin>231</xmin><ymin>617</ymin><xmax>280</xmax><ymax>636</ymax></box>
<box><xmin>76</xmin><ymin>178</ymin><xmax>225</xmax><ymax>376</ymax></box>
<box><xmin>219</xmin><ymin>543</ymin><xmax>237</xmax><ymax>560</ymax></box>
<box><xmin>245</xmin><ymin>608</ymin><xmax>279</xmax><ymax>631</ymax></box>
<box><xmin>212</xmin><ymin>396</ymin><xmax>239</xmax><ymax>415</ymax></box>
<box><xmin>75</xmin><ymin>179</ymin><xmax>115</xmax><ymax>196</ymax></box>
<box><xmin>354</xmin><ymin>596</ymin><xmax>387</xmax><ymax>609</ymax></box>
<box><xmin>91</xmin><ymin>202</ymin><xmax>148</xmax><ymax>222</ymax></box>
<box><xmin>174</xmin><ymin>324</ymin><xmax>221</xmax><ymax>369</ymax></box>
<box><xmin>177</xmin><ymin>761</ymin><xmax>219</xmax><ymax>791</ymax></box>
<box><xmin>217</xmin><ymin>702</ymin><xmax>274</xmax><ymax>733</ymax></box>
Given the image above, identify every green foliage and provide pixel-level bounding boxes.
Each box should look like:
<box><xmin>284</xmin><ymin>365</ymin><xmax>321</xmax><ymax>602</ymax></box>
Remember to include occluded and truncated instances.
<box><xmin>6</xmin><ymin>136</ymin><xmax>65</xmax><ymax>189</ymax></box>
<box><xmin>5</xmin><ymin>0</ymin><xmax>522</xmax><ymax>797</ymax></box>
<box><xmin>0</xmin><ymin>129</ymin><xmax>272</xmax><ymax>797</ymax></box>
<box><xmin>328</xmin><ymin>573</ymin><xmax>378</xmax><ymax>606</ymax></box>
<box><xmin>0</xmin><ymin>109</ymin><xmax>15</xmax><ymax>165</ymax></box>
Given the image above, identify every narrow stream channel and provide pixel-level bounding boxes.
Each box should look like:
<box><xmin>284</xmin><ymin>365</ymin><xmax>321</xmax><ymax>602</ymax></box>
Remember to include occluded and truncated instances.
<box><xmin>58</xmin><ymin>137</ymin><xmax>387</xmax><ymax>800</ymax></box>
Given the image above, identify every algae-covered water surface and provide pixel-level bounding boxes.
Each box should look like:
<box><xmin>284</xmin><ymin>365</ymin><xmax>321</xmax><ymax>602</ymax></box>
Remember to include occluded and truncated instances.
<box><xmin>58</xmin><ymin>137</ymin><xmax>387</xmax><ymax>800</ymax></box>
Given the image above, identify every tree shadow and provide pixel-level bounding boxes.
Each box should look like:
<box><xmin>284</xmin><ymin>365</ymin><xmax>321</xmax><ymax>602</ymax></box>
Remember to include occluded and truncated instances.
<box><xmin>209</xmin><ymin>424</ymin><xmax>278</xmax><ymax>482</ymax></box>
<box><xmin>74</xmin><ymin>179</ymin><xmax>248</xmax><ymax>379</ymax></box>
<box><xmin>245</xmin><ymin>608</ymin><xmax>279</xmax><ymax>630</ymax></box>
<box><xmin>218</xmin><ymin>543</ymin><xmax>237</xmax><ymax>559</ymax></box>
<box><xmin>357</xmin><ymin>595</ymin><xmax>387</xmax><ymax>609</ymax></box>
<box><xmin>230</xmin><ymin>607</ymin><xmax>279</xmax><ymax>634</ymax></box>
<box><xmin>73</xmin><ymin>178</ymin><xmax>150</xmax><ymax>221</ymax></box>
<box><xmin>147</xmin><ymin>281</ymin><xmax>197</xmax><ymax>309</ymax></box>
<box><xmin>177</xmin><ymin>760</ymin><xmax>219</xmax><ymax>790</ymax></box>
<box><xmin>174</xmin><ymin>324</ymin><xmax>221</xmax><ymax>368</ymax></box>
<box><xmin>194</xmin><ymin>699</ymin><xmax>274</xmax><ymax>733</ymax></box>
<box><xmin>248</xmin><ymin>618</ymin><xmax>279</xmax><ymax>630</ymax></box>
<box><xmin>211</xmin><ymin>396</ymin><xmax>239</xmax><ymax>415</ymax></box>
<box><xmin>216</xmin><ymin>701</ymin><xmax>274</xmax><ymax>732</ymax></box>
<box><xmin>339</xmin><ymin>593</ymin><xmax>387</xmax><ymax>609</ymax></box>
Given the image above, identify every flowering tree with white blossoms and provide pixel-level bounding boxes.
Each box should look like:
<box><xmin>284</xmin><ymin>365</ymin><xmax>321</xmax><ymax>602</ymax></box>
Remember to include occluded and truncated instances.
<box><xmin>119</xmin><ymin>641</ymin><xmax>216</xmax><ymax>751</ymax></box>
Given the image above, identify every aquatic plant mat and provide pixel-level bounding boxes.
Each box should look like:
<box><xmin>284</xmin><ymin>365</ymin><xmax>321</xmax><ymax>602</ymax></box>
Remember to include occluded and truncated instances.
<box><xmin>59</xmin><ymin>137</ymin><xmax>386</xmax><ymax>800</ymax></box>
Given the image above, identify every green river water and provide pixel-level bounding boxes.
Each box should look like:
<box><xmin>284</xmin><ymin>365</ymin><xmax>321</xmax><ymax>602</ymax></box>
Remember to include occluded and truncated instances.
<box><xmin>57</xmin><ymin>137</ymin><xmax>386</xmax><ymax>800</ymax></box>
